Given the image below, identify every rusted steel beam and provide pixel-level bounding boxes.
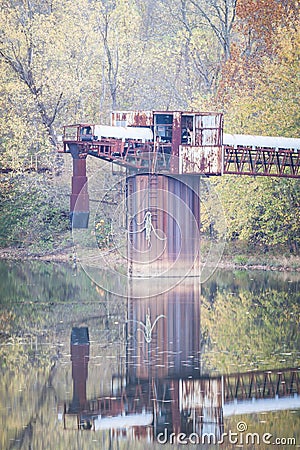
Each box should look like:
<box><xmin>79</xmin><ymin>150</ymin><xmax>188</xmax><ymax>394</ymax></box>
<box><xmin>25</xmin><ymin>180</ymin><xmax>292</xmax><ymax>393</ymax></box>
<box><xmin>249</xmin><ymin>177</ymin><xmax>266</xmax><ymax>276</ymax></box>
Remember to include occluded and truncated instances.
<box><xmin>223</xmin><ymin>146</ymin><xmax>300</xmax><ymax>178</ymax></box>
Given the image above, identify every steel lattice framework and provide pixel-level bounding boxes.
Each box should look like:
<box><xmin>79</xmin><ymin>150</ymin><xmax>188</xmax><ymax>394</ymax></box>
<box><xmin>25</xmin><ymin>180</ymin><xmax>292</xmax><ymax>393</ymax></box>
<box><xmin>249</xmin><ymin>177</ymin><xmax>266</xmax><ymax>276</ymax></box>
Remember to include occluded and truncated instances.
<box><xmin>223</xmin><ymin>146</ymin><xmax>300</xmax><ymax>178</ymax></box>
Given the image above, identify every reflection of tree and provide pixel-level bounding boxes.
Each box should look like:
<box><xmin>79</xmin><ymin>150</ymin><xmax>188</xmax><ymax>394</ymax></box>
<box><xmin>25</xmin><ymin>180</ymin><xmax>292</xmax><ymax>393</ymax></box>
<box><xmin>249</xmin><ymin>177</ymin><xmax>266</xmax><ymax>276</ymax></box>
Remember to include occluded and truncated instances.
<box><xmin>0</xmin><ymin>260</ymin><xmax>127</xmax><ymax>340</ymax></box>
<box><xmin>8</xmin><ymin>362</ymin><xmax>57</xmax><ymax>450</ymax></box>
<box><xmin>0</xmin><ymin>260</ymin><xmax>127</xmax><ymax>449</ymax></box>
<box><xmin>201</xmin><ymin>287</ymin><xmax>300</xmax><ymax>373</ymax></box>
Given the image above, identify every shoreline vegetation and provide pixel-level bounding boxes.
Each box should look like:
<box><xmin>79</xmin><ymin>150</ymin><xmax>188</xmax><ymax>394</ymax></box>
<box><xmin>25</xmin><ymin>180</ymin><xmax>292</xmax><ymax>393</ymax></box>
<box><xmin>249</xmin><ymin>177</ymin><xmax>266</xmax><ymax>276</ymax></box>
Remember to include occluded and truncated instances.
<box><xmin>1</xmin><ymin>243</ymin><xmax>299</xmax><ymax>273</ymax></box>
<box><xmin>2</xmin><ymin>172</ymin><xmax>299</xmax><ymax>275</ymax></box>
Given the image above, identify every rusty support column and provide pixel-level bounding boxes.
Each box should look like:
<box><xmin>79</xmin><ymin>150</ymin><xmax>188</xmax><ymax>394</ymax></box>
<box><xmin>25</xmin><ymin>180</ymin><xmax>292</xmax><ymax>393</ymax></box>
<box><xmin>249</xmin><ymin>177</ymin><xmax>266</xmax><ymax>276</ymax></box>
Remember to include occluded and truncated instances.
<box><xmin>170</xmin><ymin>111</ymin><xmax>182</xmax><ymax>173</ymax></box>
<box><xmin>127</xmin><ymin>174</ymin><xmax>200</xmax><ymax>278</ymax></box>
<box><xmin>69</xmin><ymin>144</ymin><xmax>89</xmax><ymax>228</ymax></box>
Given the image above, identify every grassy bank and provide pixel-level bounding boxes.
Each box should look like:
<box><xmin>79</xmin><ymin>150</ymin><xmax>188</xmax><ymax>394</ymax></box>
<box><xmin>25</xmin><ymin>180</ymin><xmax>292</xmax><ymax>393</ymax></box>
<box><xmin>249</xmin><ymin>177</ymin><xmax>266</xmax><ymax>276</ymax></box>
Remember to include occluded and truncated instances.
<box><xmin>1</xmin><ymin>241</ymin><xmax>300</xmax><ymax>272</ymax></box>
<box><xmin>220</xmin><ymin>241</ymin><xmax>300</xmax><ymax>272</ymax></box>
<box><xmin>0</xmin><ymin>172</ymin><xmax>299</xmax><ymax>272</ymax></box>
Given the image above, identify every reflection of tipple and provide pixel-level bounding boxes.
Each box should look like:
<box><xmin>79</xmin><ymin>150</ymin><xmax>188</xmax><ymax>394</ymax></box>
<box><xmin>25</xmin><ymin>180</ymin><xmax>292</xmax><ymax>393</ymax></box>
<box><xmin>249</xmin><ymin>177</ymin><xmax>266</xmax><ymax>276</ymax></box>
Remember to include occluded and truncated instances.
<box><xmin>59</xmin><ymin>319</ymin><xmax>224</xmax><ymax>438</ymax></box>
<box><xmin>127</xmin><ymin>280</ymin><xmax>201</xmax><ymax>380</ymax></box>
<box><xmin>69</xmin><ymin>327</ymin><xmax>90</xmax><ymax>413</ymax></box>
<box><xmin>59</xmin><ymin>324</ymin><xmax>300</xmax><ymax>440</ymax></box>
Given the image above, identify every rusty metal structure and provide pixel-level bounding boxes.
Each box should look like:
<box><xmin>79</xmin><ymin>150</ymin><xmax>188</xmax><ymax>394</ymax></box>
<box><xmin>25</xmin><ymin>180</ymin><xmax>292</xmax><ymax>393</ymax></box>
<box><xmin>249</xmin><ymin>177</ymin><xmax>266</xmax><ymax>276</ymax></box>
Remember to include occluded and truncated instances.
<box><xmin>62</xmin><ymin>111</ymin><xmax>223</xmax><ymax>174</ymax></box>
<box><xmin>126</xmin><ymin>174</ymin><xmax>201</xmax><ymax>277</ymax></box>
<box><xmin>223</xmin><ymin>133</ymin><xmax>300</xmax><ymax>178</ymax></box>
<box><xmin>61</xmin><ymin>110</ymin><xmax>300</xmax><ymax>229</ymax></box>
<box><xmin>60</xmin><ymin>313</ymin><xmax>300</xmax><ymax>438</ymax></box>
<box><xmin>61</xmin><ymin>111</ymin><xmax>223</xmax><ymax>228</ymax></box>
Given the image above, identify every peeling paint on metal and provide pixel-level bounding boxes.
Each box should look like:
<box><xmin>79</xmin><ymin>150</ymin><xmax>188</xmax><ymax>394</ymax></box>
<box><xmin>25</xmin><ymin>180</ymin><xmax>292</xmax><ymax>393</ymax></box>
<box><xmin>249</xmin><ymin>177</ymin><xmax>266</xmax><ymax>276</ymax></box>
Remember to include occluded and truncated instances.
<box><xmin>179</xmin><ymin>146</ymin><xmax>222</xmax><ymax>175</ymax></box>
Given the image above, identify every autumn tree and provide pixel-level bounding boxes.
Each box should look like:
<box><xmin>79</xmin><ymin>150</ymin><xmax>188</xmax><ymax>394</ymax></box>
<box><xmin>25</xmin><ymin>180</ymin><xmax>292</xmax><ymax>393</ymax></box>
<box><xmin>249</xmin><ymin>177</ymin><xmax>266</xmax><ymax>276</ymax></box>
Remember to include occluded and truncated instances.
<box><xmin>0</xmin><ymin>0</ymin><xmax>108</xmax><ymax>168</ymax></box>
<box><xmin>152</xmin><ymin>0</ymin><xmax>238</xmax><ymax>107</ymax></box>
<box><xmin>190</xmin><ymin>0</ymin><xmax>237</xmax><ymax>61</ymax></box>
<box><xmin>212</xmin><ymin>0</ymin><xmax>300</xmax><ymax>135</ymax></box>
<box><xmin>0</xmin><ymin>0</ymin><xmax>299</xmax><ymax>254</ymax></box>
<box><xmin>0</xmin><ymin>0</ymin><xmax>66</xmax><ymax>147</ymax></box>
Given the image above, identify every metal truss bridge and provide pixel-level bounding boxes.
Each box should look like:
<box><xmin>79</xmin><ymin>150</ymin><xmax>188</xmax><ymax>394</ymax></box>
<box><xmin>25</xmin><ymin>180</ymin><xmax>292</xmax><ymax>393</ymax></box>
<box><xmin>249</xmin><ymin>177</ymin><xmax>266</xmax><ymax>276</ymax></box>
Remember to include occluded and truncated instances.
<box><xmin>61</xmin><ymin>111</ymin><xmax>300</xmax><ymax>179</ymax></box>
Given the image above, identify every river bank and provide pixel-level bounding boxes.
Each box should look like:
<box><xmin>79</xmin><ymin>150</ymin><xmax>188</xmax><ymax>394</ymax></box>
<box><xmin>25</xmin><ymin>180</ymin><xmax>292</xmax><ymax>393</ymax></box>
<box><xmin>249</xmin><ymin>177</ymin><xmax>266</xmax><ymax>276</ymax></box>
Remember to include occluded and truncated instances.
<box><xmin>1</xmin><ymin>244</ymin><xmax>299</xmax><ymax>272</ymax></box>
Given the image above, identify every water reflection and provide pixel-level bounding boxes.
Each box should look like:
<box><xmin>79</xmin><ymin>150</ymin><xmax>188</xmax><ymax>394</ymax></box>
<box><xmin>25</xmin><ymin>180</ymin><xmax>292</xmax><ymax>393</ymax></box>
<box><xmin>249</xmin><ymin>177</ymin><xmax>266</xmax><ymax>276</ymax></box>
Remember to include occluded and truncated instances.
<box><xmin>60</xmin><ymin>278</ymin><xmax>300</xmax><ymax>445</ymax></box>
<box><xmin>1</xmin><ymin>261</ymin><xmax>299</xmax><ymax>448</ymax></box>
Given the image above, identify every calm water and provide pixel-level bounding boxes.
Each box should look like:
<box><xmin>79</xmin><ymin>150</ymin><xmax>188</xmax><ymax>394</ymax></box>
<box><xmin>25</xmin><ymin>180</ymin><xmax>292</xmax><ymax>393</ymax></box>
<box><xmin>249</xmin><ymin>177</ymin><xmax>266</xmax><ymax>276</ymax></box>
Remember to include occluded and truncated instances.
<box><xmin>0</xmin><ymin>260</ymin><xmax>299</xmax><ymax>449</ymax></box>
